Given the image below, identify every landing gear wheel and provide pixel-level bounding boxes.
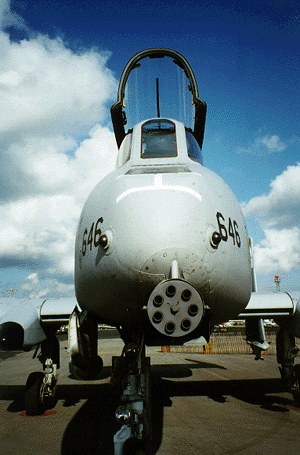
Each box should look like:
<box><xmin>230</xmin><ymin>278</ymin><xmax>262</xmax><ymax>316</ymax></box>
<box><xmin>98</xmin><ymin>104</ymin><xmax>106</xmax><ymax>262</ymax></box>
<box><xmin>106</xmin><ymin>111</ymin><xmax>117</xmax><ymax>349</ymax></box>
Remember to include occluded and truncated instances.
<box><xmin>123</xmin><ymin>437</ymin><xmax>146</xmax><ymax>455</ymax></box>
<box><xmin>71</xmin><ymin>355</ymin><xmax>103</xmax><ymax>380</ymax></box>
<box><xmin>25</xmin><ymin>372</ymin><xmax>46</xmax><ymax>416</ymax></box>
<box><xmin>94</xmin><ymin>355</ymin><xmax>103</xmax><ymax>375</ymax></box>
<box><xmin>292</xmin><ymin>364</ymin><xmax>300</xmax><ymax>407</ymax></box>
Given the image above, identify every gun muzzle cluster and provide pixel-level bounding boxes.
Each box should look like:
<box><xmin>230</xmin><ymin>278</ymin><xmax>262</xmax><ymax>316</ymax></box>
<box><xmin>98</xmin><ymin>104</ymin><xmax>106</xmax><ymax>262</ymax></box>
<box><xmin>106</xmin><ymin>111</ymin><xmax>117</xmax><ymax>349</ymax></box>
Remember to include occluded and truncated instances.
<box><xmin>147</xmin><ymin>279</ymin><xmax>204</xmax><ymax>337</ymax></box>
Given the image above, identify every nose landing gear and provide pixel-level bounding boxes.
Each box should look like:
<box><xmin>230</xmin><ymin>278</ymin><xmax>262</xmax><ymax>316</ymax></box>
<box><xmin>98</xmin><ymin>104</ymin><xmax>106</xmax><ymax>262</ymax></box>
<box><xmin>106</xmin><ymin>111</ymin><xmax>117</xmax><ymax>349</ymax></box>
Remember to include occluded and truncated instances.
<box><xmin>112</xmin><ymin>334</ymin><xmax>151</xmax><ymax>455</ymax></box>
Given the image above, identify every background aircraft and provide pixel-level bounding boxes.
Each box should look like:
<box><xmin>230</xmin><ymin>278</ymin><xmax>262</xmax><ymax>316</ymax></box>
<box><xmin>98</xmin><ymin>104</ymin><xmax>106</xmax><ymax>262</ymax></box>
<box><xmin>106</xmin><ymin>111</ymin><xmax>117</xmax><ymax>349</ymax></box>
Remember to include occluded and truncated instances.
<box><xmin>0</xmin><ymin>48</ymin><xmax>299</xmax><ymax>454</ymax></box>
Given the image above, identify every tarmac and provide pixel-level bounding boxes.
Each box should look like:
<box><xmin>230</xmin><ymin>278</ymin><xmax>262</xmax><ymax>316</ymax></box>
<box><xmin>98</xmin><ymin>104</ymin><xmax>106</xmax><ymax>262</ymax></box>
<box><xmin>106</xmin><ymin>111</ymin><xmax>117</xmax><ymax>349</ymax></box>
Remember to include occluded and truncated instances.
<box><xmin>1</xmin><ymin>336</ymin><xmax>300</xmax><ymax>455</ymax></box>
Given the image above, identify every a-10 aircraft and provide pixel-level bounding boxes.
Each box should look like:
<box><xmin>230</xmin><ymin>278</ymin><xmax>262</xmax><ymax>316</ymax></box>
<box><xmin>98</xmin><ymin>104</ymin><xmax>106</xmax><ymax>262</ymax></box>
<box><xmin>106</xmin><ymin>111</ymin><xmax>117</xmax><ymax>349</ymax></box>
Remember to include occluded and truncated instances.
<box><xmin>0</xmin><ymin>48</ymin><xmax>300</xmax><ymax>454</ymax></box>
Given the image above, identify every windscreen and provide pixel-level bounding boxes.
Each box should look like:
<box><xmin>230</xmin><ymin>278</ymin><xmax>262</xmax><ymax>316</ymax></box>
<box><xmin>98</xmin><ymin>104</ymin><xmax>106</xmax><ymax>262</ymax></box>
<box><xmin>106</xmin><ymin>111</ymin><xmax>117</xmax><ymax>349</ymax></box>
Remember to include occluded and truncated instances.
<box><xmin>141</xmin><ymin>120</ymin><xmax>177</xmax><ymax>158</ymax></box>
<box><xmin>124</xmin><ymin>56</ymin><xmax>194</xmax><ymax>131</ymax></box>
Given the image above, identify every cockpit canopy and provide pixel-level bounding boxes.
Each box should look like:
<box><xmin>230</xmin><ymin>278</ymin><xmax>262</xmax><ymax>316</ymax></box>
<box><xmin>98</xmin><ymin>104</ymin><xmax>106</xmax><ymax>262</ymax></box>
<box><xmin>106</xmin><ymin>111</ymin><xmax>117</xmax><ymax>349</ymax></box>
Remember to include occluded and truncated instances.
<box><xmin>111</xmin><ymin>49</ymin><xmax>206</xmax><ymax>150</ymax></box>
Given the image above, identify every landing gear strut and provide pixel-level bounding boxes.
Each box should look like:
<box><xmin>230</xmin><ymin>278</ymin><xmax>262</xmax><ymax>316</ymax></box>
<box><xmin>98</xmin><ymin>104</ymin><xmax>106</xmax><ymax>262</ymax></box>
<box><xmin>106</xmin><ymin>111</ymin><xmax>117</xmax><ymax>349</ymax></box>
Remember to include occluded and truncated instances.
<box><xmin>112</xmin><ymin>334</ymin><xmax>151</xmax><ymax>455</ymax></box>
<box><xmin>25</xmin><ymin>332</ymin><xmax>59</xmax><ymax>415</ymax></box>
<box><xmin>68</xmin><ymin>308</ymin><xmax>103</xmax><ymax>379</ymax></box>
<box><xmin>276</xmin><ymin>328</ymin><xmax>300</xmax><ymax>406</ymax></box>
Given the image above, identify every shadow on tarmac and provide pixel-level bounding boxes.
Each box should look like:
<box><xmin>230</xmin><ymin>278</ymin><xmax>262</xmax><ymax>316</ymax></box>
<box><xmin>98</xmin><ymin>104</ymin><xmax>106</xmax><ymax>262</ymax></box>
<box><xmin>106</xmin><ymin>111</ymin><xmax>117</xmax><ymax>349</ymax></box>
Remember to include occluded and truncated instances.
<box><xmin>60</xmin><ymin>372</ymin><xmax>291</xmax><ymax>454</ymax></box>
<box><xmin>60</xmin><ymin>383</ymin><xmax>120</xmax><ymax>455</ymax></box>
<box><xmin>0</xmin><ymin>359</ymin><xmax>292</xmax><ymax>455</ymax></box>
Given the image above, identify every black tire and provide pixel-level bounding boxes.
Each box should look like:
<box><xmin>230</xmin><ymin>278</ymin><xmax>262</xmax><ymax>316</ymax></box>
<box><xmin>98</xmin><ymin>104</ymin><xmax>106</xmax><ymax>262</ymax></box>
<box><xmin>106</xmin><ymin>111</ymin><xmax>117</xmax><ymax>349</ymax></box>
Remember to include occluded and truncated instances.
<box><xmin>25</xmin><ymin>372</ymin><xmax>46</xmax><ymax>416</ymax></box>
<box><xmin>94</xmin><ymin>355</ymin><xmax>103</xmax><ymax>375</ymax></box>
<box><xmin>71</xmin><ymin>355</ymin><xmax>103</xmax><ymax>380</ymax></box>
<box><xmin>123</xmin><ymin>437</ymin><xmax>146</xmax><ymax>455</ymax></box>
<box><xmin>293</xmin><ymin>364</ymin><xmax>300</xmax><ymax>407</ymax></box>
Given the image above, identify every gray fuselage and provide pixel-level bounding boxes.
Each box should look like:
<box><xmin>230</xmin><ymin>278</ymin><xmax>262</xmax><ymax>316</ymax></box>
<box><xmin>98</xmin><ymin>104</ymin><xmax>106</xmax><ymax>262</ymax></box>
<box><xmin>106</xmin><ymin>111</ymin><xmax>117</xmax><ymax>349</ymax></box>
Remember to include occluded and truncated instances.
<box><xmin>75</xmin><ymin>118</ymin><xmax>252</xmax><ymax>342</ymax></box>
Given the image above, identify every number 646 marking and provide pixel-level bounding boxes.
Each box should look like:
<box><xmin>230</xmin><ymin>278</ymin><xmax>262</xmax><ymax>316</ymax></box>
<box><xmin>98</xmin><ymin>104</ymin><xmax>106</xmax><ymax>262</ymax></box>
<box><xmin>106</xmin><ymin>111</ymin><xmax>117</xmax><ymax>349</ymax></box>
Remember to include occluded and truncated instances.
<box><xmin>82</xmin><ymin>217</ymin><xmax>103</xmax><ymax>256</ymax></box>
<box><xmin>216</xmin><ymin>212</ymin><xmax>241</xmax><ymax>248</ymax></box>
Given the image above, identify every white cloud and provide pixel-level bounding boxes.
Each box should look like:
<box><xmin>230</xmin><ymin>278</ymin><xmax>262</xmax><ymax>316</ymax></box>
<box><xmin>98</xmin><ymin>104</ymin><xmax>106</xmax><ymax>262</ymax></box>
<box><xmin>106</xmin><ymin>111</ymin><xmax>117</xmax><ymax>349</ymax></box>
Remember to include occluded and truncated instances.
<box><xmin>259</xmin><ymin>135</ymin><xmax>287</xmax><ymax>152</ymax></box>
<box><xmin>253</xmin><ymin>228</ymin><xmax>300</xmax><ymax>274</ymax></box>
<box><xmin>0</xmin><ymin>32</ymin><xmax>117</xmax><ymax>140</ymax></box>
<box><xmin>21</xmin><ymin>272</ymin><xmax>74</xmax><ymax>299</ymax></box>
<box><xmin>21</xmin><ymin>273</ymin><xmax>49</xmax><ymax>299</ymax></box>
<box><xmin>238</xmin><ymin>134</ymin><xmax>287</xmax><ymax>155</ymax></box>
<box><xmin>243</xmin><ymin>163</ymin><xmax>300</xmax><ymax>280</ymax></box>
<box><xmin>0</xmin><ymin>69</ymin><xmax>21</xmax><ymax>85</ymax></box>
<box><xmin>0</xmin><ymin>125</ymin><xmax>118</xmax><ymax>290</ymax></box>
<box><xmin>0</xmin><ymin>9</ymin><xmax>119</xmax><ymax>298</ymax></box>
<box><xmin>243</xmin><ymin>162</ymin><xmax>300</xmax><ymax>229</ymax></box>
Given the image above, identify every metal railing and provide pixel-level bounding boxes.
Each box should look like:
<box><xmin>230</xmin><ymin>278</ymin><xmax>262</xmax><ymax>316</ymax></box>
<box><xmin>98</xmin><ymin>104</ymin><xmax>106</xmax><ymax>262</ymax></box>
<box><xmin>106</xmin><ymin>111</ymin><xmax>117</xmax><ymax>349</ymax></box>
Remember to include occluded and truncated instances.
<box><xmin>165</xmin><ymin>327</ymin><xmax>279</xmax><ymax>355</ymax></box>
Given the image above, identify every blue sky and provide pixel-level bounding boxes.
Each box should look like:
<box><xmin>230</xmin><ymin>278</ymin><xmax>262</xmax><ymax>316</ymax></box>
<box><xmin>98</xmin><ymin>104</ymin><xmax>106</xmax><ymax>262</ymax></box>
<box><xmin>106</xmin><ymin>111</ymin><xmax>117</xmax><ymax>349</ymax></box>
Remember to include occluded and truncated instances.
<box><xmin>0</xmin><ymin>0</ymin><xmax>300</xmax><ymax>297</ymax></box>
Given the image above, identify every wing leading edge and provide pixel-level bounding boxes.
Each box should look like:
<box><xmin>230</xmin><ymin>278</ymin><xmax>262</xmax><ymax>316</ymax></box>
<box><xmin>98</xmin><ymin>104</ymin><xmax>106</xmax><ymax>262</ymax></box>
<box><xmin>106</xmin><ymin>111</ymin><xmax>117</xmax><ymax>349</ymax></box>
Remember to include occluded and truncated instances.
<box><xmin>0</xmin><ymin>297</ymin><xmax>78</xmax><ymax>351</ymax></box>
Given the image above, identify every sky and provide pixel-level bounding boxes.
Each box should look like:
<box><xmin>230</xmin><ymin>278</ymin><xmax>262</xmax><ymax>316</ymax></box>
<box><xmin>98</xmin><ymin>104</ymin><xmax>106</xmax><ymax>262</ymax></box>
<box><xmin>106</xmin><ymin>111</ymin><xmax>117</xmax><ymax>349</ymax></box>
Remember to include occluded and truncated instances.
<box><xmin>0</xmin><ymin>0</ymin><xmax>299</xmax><ymax>298</ymax></box>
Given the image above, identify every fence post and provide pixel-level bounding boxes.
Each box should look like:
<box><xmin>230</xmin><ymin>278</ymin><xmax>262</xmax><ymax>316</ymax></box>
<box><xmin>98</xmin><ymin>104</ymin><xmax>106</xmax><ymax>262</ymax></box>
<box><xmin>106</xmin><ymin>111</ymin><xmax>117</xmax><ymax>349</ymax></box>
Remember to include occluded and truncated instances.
<box><xmin>203</xmin><ymin>339</ymin><xmax>213</xmax><ymax>354</ymax></box>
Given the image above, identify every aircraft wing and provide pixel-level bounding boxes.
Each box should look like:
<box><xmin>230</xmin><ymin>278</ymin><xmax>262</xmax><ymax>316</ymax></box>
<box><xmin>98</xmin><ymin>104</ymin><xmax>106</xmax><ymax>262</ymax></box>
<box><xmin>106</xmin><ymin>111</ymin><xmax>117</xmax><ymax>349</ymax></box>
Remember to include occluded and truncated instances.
<box><xmin>237</xmin><ymin>291</ymin><xmax>300</xmax><ymax>359</ymax></box>
<box><xmin>239</xmin><ymin>292</ymin><xmax>296</xmax><ymax>319</ymax></box>
<box><xmin>0</xmin><ymin>297</ymin><xmax>78</xmax><ymax>351</ymax></box>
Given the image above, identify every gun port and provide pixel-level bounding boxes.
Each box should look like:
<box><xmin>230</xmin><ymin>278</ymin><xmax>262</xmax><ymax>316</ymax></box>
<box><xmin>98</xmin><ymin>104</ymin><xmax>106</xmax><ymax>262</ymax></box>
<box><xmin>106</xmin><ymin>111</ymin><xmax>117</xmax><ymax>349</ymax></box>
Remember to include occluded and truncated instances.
<box><xmin>166</xmin><ymin>285</ymin><xmax>176</xmax><ymax>297</ymax></box>
<box><xmin>153</xmin><ymin>295</ymin><xmax>164</xmax><ymax>307</ymax></box>
<box><xmin>188</xmin><ymin>304</ymin><xmax>199</xmax><ymax>316</ymax></box>
<box><xmin>165</xmin><ymin>321</ymin><xmax>176</xmax><ymax>334</ymax></box>
<box><xmin>181</xmin><ymin>289</ymin><xmax>192</xmax><ymax>301</ymax></box>
<box><xmin>181</xmin><ymin>319</ymin><xmax>191</xmax><ymax>331</ymax></box>
<box><xmin>152</xmin><ymin>311</ymin><xmax>163</xmax><ymax>324</ymax></box>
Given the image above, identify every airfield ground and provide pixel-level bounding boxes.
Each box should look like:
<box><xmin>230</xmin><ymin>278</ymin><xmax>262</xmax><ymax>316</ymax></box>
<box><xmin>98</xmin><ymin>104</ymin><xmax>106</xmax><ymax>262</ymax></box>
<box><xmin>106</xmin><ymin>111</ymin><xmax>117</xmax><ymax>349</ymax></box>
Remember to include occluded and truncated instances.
<box><xmin>0</xmin><ymin>333</ymin><xmax>300</xmax><ymax>455</ymax></box>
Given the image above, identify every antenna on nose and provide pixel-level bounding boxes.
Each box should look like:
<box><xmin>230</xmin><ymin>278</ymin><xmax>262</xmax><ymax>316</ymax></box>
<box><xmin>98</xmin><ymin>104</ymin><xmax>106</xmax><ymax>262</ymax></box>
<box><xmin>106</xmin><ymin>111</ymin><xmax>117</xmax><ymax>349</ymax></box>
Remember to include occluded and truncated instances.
<box><xmin>156</xmin><ymin>78</ymin><xmax>160</xmax><ymax>118</ymax></box>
